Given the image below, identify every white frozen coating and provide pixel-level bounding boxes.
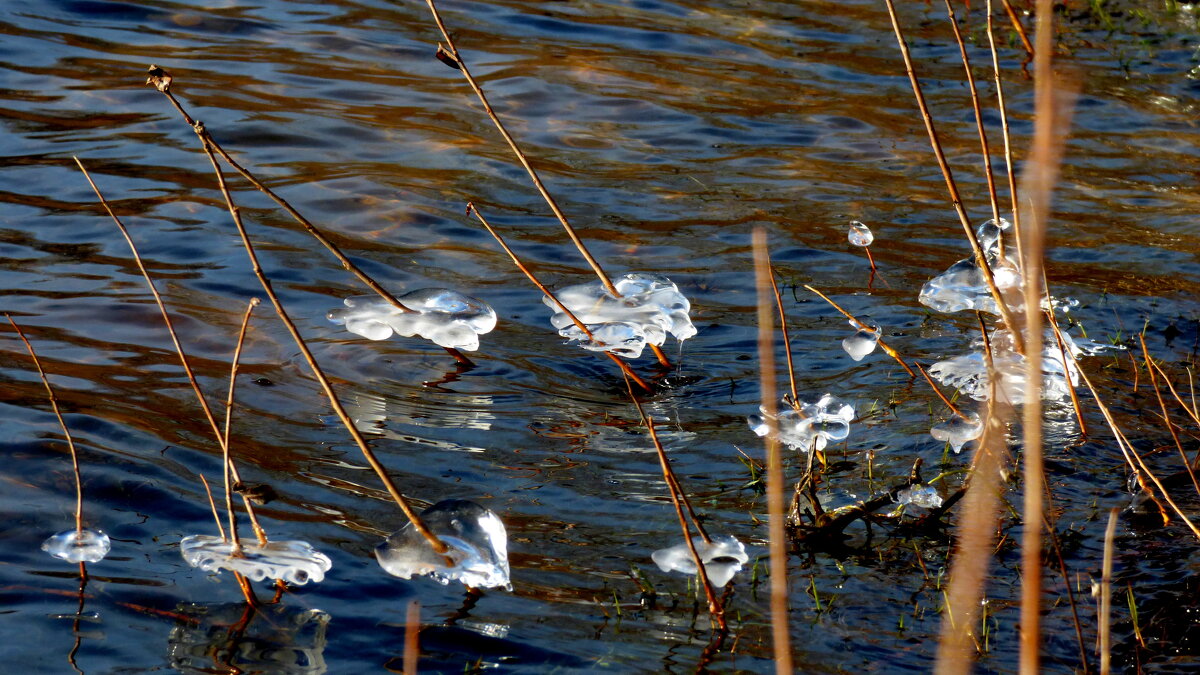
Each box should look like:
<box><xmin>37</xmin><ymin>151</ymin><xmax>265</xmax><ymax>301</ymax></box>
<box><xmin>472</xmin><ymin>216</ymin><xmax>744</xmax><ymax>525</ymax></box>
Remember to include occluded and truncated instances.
<box><xmin>848</xmin><ymin>220</ymin><xmax>874</xmax><ymax>247</ymax></box>
<box><xmin>180</xmin><ymin>536</ymin><xmax>332</xmax><ymax>585</ymax></box>
<box><xmin>748</xmin><ymin>394</ymin><xmax>855</xmax><ymax>453</ymax></box>
<box><xmin>928</xmin><ymin>327</ymin><xmax>1095</xmax><ymax>404</ymax></box>
<box><xmin>842</xmin><ymin>321</ymin><xmax>881</xmax><ymax>361</ymax></box>
<box><xmin>375</xmin><ymin>499</ymin><xmax>511</xmax><ymax>591</ymax></box>
<box><xmin>543</xmin><ymin>273</ymin><xmax>696</xmax><ymax>359</ymax></box>
<box><xmin>651</xmin><ymin>534</ymin><xmax>750</xmax><ymax>588</ymax></box>
<box><xmin>896</xmin><ymin>485</ymin><xmax>943</xmax><ymax>509</ymax></box>
<box><xmin>42</xmin><ymin>528</ymin><xmax>110</xmax><ymax>563</ymax></box>
<box><xmin>931</xmin><ymin>411</ymin><xmax>983</xmax><ymax>453</ymax></box>
<box><xmin>327</xmin><ymin>289</ymin><xmax>497</xmax><ymax>351</ymax></box>
<box><xmin>919</xmin><ymin>218</ymin><xmax>1021</xmax><ymax>315</ymax></box>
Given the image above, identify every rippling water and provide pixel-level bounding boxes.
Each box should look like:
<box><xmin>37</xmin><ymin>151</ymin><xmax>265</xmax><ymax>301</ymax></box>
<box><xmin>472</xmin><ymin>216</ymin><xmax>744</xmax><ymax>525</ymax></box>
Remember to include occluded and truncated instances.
<box><xmin>3</xmin><ymin>0</ymin><xmax>1200</xmax><ymax>672</ymax></box>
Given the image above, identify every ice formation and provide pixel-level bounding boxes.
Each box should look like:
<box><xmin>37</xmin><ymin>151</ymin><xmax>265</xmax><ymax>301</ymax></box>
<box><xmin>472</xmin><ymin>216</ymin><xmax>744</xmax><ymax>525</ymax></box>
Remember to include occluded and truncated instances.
<box><xmin>919</xmin><ymin>218</ymin><xmax>1021</xmax><ymax>315</ymax></box>
<box><xmin>375</xmin><ymin>499</ymin><xmax>511</xmax><ymax>590</ymax></box>
<box><xmin>42</xmin><ymin>528</ymin><xmax>110</xmax><ymax>563</ymax></box>
<box><xmin>848</xmin><ymin>220</ymin><xmax>874</xmax><ymax>247</ymax></box>
<box><xmin>748</xmin><ymin>394</ymin><xmax>855</xmax><ymax>453</ymax></box>
<box><xmin>842</xmin><ymin>321</ymin><xmax>881</xmax><ymax>361</ymax></box>
<box><xmin>327</xmin><ymin>289</ymin><xmax>497</xmax><ymax>351</ymax></box>
<box><xmin>651</xmin><ymin>534</ymin><xmax>750</xmax><ymax>588</ymax></box>
<box><xmin>180</xmin><ymin>536</ymin><xmax>332</xmax><ymax>585</ymax></box>
<box><xmin>542</xmin><ymin>273</ymin><xmax>696</xmax><ymax>359</ymax></box>
<box><xmin>896</xmin><ymin>484</ymin><xmax>943</xmax><ymax>509</ymax></box>
<box><xmin>930</xmin><ymin>410</ymin><xmax>984</xmax><ymax>453</ymax></box>
<box><xmin>168</xmin><ymin>603</ymin><xmax>329</xmax><ymax>675</ymax></box>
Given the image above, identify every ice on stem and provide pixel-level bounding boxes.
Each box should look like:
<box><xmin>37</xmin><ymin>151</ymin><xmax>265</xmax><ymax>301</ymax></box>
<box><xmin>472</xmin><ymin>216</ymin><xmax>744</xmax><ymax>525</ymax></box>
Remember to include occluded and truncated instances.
<box><xmin>375</xmin><ymin>499</ymin><xmax>511</xmax><ymax>590</ymax></box>
<box><xmin>651</xmin><ymin>534</ymin><xmax>749</xmax><ymax>588</ymax></box>
<box><xmin>180</xmin><ymin>536</ymin><xmax>332</xmax><ymax>585</ymax></box>
<box><xmin>327</xmin><ymin>289</ymin><xmax>497</xmax><ymax>351</ymax></box>
<box><xmin>42</xmin><ymin>528</ymin><xmax>110</xmax><ymax>563</ymax></box>
<box><xmin>896</xmin><ymin>485</ymin><xmax>943</xmax><ymax>509</ymax></box>
<box><xmin>842</xmin><ymin>320</ymin><xmax>881</xmax><ymax>361</ymax></box>
<box><xmin>930</xmin><ymin>410</ymin><xmax>983</xmax><ymax>453</ymax></box>
<box><xmin>543</xmin><ymin>273</ymin><xmax>696</xmax><ymax>359</ymax></box>
<box><xmin>748</xmin><ymin>394</ymin><xmax>854</xmax><ymax>453</ymax></box>
<box><xmin>919</xmin><ymin>218</ymin><xmax>1021</xmax><ymax>315</ymax></box>
<box><xmin>848</xmin><ymin>220</ymin><xmax>874</xmax><ymax>247</ymax></box>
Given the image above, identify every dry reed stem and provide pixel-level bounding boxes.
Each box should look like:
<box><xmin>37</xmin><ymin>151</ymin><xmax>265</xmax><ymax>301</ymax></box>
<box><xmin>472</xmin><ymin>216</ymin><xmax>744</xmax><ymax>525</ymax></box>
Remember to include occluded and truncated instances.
<box><xmin>420</xmin><ymin>2</ymin><xmax>620</xmax><ymax>299</ymax></box>
<box><xmin>945</xmin><ymin>0</ymin><xmax>1001</xmax><ymax>226</ymax></box>
<box><xmin>986</xmin><ymin>0</ymin><xmax>1025</xmax><ymax>264</ymax></box>
<box><xmin>1147</xmin><ymin>360</ymin><xmax>1200</xmax><ymax>465</ymax></box>
<box><xmin>802</xmin><ymin>284</ymin><xmax>916</xmax><ymax>377</ymax></box>
<box><xmin>74</xmin><ymin>157</ymin><xmax>270</xmax><ymax>541</ymax></box>
<box><xmin>1041</xmin><ymin>512</ymin><xmax>1090</xmax><ymax>671</ymax></box>
<box><xmin>1045</xmin><ymin>309</ymin><xmax>1088</xmax><ymax>436</ymax></box>
<box><xmin>648</xmin><ymin>343</ymin><xmax>673</xmax><ymax>369</ymax></box>
<box><xmin>752</xmin><ymin>228</ymin><xmax>793</xmax><ymax>675</ymax></box>
<box><xmin>143</xmin><ymin>66</ymin><xmax>474</xmax><ymax>367</ymax></box>
<box><xmin>467</xmin><ymin>202</ymin><xmax>653</xmax><ymax>391</ymax></box>
<box><xmin>1139</xmin><ymin>334</ymin><xmax>1200</xmax><ymax>498</ymax></box>
<box><xmin>6</xmin><ymin>315</ymin><xmax>85</xmax><ymax>535</ymax></box>
<box><xmin>1099</xmin><ymin>508</ymin><xmax>1118</xmax><ymax>675</ymax></box>
<box><xmin>191</xmin><ymin>133</ymin><xmax>450</xmax><ymax>555</ymax></box>
<box><xmin>223</xmin><ymin>298</ymin><xmax>264</xmax><ymax>551</ymax></box>
<box><xmin>198</xmin><ymin>474</ymin><xmax>227</xmax><ymax>541</ymax></box>
<box><xmin>767</xmin><ymin>261</ymin><xmax>799</xmax><ymax>405</ymax></box>
<box><xmin>999</xmin><ymin>0</ymin><xmax>1035</xmax><ymax>57</ymax></box>
<box><xmin>879</xmin><ymin>0</ymin><xmax>1024</xmax><ymax>353</ymax></box>
<box><xmin>404</xmin><ymin>599</ymin><xmax>420</xmax><ymax>675</ymax></box>
<box><xmin>915</xmin><ymin>362</ymin><xmax>968</xmax><ymax>420</ymax></box>
<box><xmin>862</xmin><ymin>244</ymin><xmax>877</xmax><ymax>273</ymax></box>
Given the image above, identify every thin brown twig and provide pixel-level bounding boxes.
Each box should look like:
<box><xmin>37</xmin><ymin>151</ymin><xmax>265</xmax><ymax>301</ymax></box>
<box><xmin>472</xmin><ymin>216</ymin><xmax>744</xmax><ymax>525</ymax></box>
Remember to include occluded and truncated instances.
<box><xmin>1099</xmin><ymin>508</ymin><xmax>1118</xmax><ymax>675</ymax></box>
<box><xmin>190</xmin><ymin>128</ymin><xmax>449</xmax><ymax>555</ymax></box>
<box><xmin>1139</xmin><ymin>334</ymin><xmax>1200</xmax><ymax>499</ymax></box>
<box><xmin>467</xmin><ymin>202</ymin><xmax>652</xmax><ymax>392</ymax></box>
<box><xmin>198</xmin><ymin>474</ymin><xmax>227</xmax><ymax>542</ymax></box>
<box><xmin>404</xmin><ymin>599</ymin><xmax>421</xmax><ymax>675</ymax></box>
<box><xmin>1045</xmin><ymin>310</ymin><xmax>1088</xmax><ymax>436</ymax></box>
<box><xmin>752</xmin><ymin>228</ymin><xmax>793</xmax><ymax>675</ymax></box>
<box><xmin>803</xmin><ymin>284</ymin><xmax>916</xmax><ymax>377</ymax></box>
<box><xmin>879</xmin><ymin>0</ymin><xmax>1024</xmax><ymax>353</ymax></box>
<box><xmin>223</xmin><ymin>297</ymin><xmax>265</xmax><ymax>551</ymax></box>
<box><xmin>999</xmin><ymin>0</ymin><xmax>1035</xmax><ymax>57</ymax></box>
<box><xmin>143</xmin><ymin>66</ymin><xmax>473</xmax><ymax>366</ymax></box>
<box><xmin>6</xmin><ymin>315</ymin><xmax>85</xmax><ymax>535</ymax></box>
<box><xmin>986</xmin><ymin>0</ymin><xmax>1025</xmax><ymax>264</ymax></box>
<box><xmin>767</xmin><ymin>261</ymin><xmax>799</xmax><ymax>405</ymax></box>
<box><xmin>945</xmin><ymin>0</ymin><xmax>1001</xmax><ymax>226</ymax></box>
<box><xmin>420</xmin><ymin>4</ymin><xmax>620</xmax><ymax>298</ymax></box>
<box><xmin>916</xmin><ymin>362</ymin><xmax>968</xmax><ymax>420</ymax></box>
<box><xmin>1041</xmin><ymin>513</ymin><xmax>1090</xmax><ymax>673</ymax></box>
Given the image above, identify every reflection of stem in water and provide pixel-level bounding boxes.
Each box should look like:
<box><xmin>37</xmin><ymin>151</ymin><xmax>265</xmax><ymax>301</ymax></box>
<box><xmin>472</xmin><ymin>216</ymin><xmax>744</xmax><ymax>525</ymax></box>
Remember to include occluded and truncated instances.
<box><xmin>404</xmin><ymin>599</ymin><xmax>420</xmax><ymax>675</ymax></box>
<box><xmin>443</xmin><ymin>587</ymin><xmax>483</xmax><ymax>626</ymax></box>
<box><xmin>67</xmin><ymin>563</ymin><xmax>88</xmax><ymax>675</ymax></box>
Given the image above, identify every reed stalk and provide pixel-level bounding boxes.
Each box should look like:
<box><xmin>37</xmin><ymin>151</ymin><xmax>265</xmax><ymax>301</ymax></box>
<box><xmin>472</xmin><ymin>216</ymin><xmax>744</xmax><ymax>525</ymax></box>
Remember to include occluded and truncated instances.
<box><xmin>143</xmin><ymin>66</ymin><xmax>474</xmax><ymax>366</ymax></box>
<box><xmin>803</xmin><ymin>284</ymin><xmax>916</xmax><ymax>377</ymax></box>
<box><xmin>986</xmin><ymin>0</ymin><xmax>1025</xmax><ymax>264</ymax></box>
<box><xmin>768</xmin><ymin>261</ymin><xmax>799</xmax><ymax>405</ymax></box>
<box><xmin>404</xmin><ymin>599</ymin><xmax>421</xmax><ymax>675</ymax></box>
<box><xmin>1139</xmin><ymin>334</ymin><xmax>1200</xmax><ymax>497</ymax></box>
<box><xmin>1099</xmin><ymin>508</ymin><xmax>1118</xmax><ymax>675</ymax></box>
<box><xmin>915</xmin><ymin>363</ymin><xmax>969</xmax><ymax>420</ymax></box>
<box><xmin>223</xmin><ymin>298</ymin><xmax>263</xmax><ymax>551</ymax></box>
<box><xmin>945</xmin><ymin>0</ymin><xmax>1001</xmax><ymax>226</ymax></box>
<box><xmin>198</xmin><ymin>474</ymin><xmax>226</xmax><ymax>541</ymax></box>
<box><xmin>752</xmin><ymin>228</ymin><xmax>793</xmax><ymax>675</ymax></box>
<box><xmin>1000</xmin><ymin>0</ymin><xmax>1036</xmax><ymax>57</ymax></box>
<box><xmin>467</xmin><ymin>202</ymin><xmax>652</xmax><ymax>391</ymax></box>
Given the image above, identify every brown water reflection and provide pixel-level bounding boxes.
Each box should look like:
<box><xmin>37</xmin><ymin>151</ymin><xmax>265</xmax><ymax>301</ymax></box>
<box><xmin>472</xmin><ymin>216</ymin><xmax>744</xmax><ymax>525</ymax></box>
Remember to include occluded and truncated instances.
<box><xmin>2</xmin><ymin>0</ymin><xmax>1200</xmax><ymax>672</ymax></box>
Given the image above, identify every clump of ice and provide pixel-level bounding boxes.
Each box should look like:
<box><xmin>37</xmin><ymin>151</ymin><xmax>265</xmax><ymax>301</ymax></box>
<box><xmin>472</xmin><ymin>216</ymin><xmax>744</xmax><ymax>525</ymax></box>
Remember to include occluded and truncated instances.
<box><xmin>931</xmin><ymin>410</ymin><xmax>984</xmax><ymax>453</ymax></box>
<box><xmin>651</xmin><ymin>534</ymin><xmax>749</xmax><ymax>588</ymax></box>
<box><xmin>896</xmin><ymin>485</ymin><xmax>943</xmax><ymax>509</ymax></box>
<box><xmin>327</xmin><ymin>289</ymin><xmax>497</xmax><ymax>351</ymax></box>
<box><xmin>842</xmin><ymin>321</ymin><xmax>881</xmax><ymax>361</ymax></box>
<box><xmin>42</xmin><ymin>528</ymin><xmax>110</xmax><ymax>563</ymax></box>
<box><xmin>748</xmin><ymin>394</ymin><xmax>855</xmax><ymax>453</ymax></box>
<box><xmin>180</xmin><ymin>536</ymin><xmax>332</xmax><ymax>585</ymax></box>
<box><xmin>848</xmin><ymin>220</ymin><xmax>874</xmax><ymax>247</ymax></box>
<box><xmin>376</xmin><ymin>499</ymin><xmax>511</xmax><ymax>591</ymax></box>
<box><xmin>919</xmin><ymin>218</ymin><xmax>1021</xmax><ymax>315</ymax></box>
<box><xmin>928</xmin><ymin>327</ymin><xmax>1101</xmax><ymax>404</ymax></box>
<box><xmin>543</xmin><ymin>273</ymin><xmax>696</xmax><ymax>359</ymax></box>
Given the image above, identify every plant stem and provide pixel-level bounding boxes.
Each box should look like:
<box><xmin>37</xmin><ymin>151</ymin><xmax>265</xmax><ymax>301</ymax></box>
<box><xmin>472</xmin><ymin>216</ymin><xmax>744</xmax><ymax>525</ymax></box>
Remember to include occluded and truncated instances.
<box><xmin>223</xmin><ymin>298</ymin><xmax>263</xmax><ymax>551</ymax></box>
<box><xmin>945</xmin><ymin>0</ymin><xmax>1001</xmax><ymax>226</ymax></box>
<box><xmin>768</xmin><ymin>260</ymin><xmax>799</xmax><ymax>405</ymax></box>
<box><xmin>1099</xmin><ymin>508</ymin><xmax>1118</xmax><ymax>675</ymax></box>
<box><xmin>803</xmin><ymin>284</ymin><xmax>916</xmax><ymax>377</ymax></box>
<box><xmin>986</xmin><ymin>0</ymin><xmax>1025</xmax><ymax>264</ymax></box>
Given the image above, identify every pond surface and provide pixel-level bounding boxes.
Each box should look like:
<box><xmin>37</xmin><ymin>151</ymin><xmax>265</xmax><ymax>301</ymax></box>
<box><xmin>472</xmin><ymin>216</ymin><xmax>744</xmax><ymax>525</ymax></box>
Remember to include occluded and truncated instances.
<box><xmin>2</xmin><ymin>0</ymin><xmax>1200</xmax><ymax>672</ymax></box>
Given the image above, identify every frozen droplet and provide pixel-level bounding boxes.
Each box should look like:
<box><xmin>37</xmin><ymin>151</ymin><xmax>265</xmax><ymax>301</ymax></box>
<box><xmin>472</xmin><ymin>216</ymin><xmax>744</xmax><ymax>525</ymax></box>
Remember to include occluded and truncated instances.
<box><xmin>848</xmin><ymin>221</ymin><xmax>874</xmax><ymax>247</ymax></box>
<box><xmin>651</xmin><ymin>534</ymin><xmax>749</xmax><ymax>588</ymax></box>
<box><xmin>328</xmin><ymin>289</ymin><xmax>497</xmax><ymax>351</ymax></box>
<box><xmin>896</xmin><ymin>485</ymin><xmax>943</xmax><ymax>509</ymax></box>
<box><xmin>543</xmin><ymin>273</ymin><xmax>696</xmax><ymax>359</ymax></box>
<box><xmin>931</xmin><ymin>411</ymin><xmax>983</xmax><ymax>453</ymax></box>
<box><xmin>376</xmin><ymin>499</ymin><xmax>511</xmax><ymax>591</ymax></box>
<box><xmin>42</xmin><ymin>528</ymin><xmax>110</xmax><ymax>563</ymax></box>
<box><xmin>842</xmin><ymin>321</ymin><xmax>881</xmax><ymax>361</ymax></box>
<box><xmin>180</xmin><ymin>536</ymin><xmax>332</xmax><ymax>585</ymax></box>
<box><xmin>749</xmin><ymin>394</ymin><xmax>854</xmax><ymax>453</ymax></box>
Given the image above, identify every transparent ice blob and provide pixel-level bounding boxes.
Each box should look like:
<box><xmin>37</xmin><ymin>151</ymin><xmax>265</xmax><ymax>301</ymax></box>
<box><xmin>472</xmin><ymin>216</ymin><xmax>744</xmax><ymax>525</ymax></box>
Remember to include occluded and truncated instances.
<box><xmin>928</xmin><ymin>327</ymin><xmax>1090</xmax><ymax>404</ymax></box>
<box><xmin>919</xmin><ymin>218</ymin><xmax>1022</xmax><ymax>315</ymax></box>
<box><xmin>848</xmin><ymin>220</ymin><xmax>874</xmax><ymax>247</ymax></box>
<box><xmin>748</xmin><ymin>394</ymin><xmax>855</xmax><ymax>453</ymax></box>
<box><xmin>651</xmin><ymin>534</ymin><xmax>749</xmax><ymax>588</ymax></box>
<box><xmin>327</xmin><ymin>289</ymin><xmax>497</xmax><ymax>351</ymax></box>
<box><xmin>42</xmin><ymin>528</ymin><xmax>110</xmax><ymax>563</ymax></box>
<box><xmin>896</xmin><ymin>485</ymin><xmax>943</xmax><ymax>509</ymax></box>
<box><xmin>375</xmin><ymin>499</ymin><xmax>511</xmax><ymax>591</ymax></box>
<box><xmin>842</xmin><ymin>321</ymin><xmax>881</xmax><ymax>361</ymax></box>
<box><xmin>543</xmin><ymin>273</ymin><xmax>696</xmax><ymax>359</ymax></box>
<box><xmin>930</xmin><ymin>410</ymin><xmax>984</xmax><ymax>453</ymax></box>
<box><xmin>180</xmin><ymin>536</ymin><xmax>332</xmax><ymax>585</ymax></box>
